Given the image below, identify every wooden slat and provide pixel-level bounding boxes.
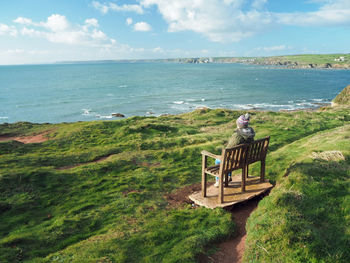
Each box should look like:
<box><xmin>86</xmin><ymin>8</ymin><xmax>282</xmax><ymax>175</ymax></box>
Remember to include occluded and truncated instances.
<box><xmin>246</xmin><ymin>137</ymin><xmax>270</xmax><ymax>164</ymax></box>
<box><xmin>205</xmin><ymin>165</ymin><xmax>220</xmax><ymax>176</ymax></box>
<box><xmin>201</xmin><ymin>150</ymin><xmax>221</xmax><ymax>160</ymax></box>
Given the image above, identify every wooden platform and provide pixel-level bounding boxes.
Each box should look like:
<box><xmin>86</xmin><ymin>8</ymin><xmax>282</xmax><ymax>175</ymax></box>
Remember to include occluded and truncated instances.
<box><xmin>189</xmin><ymin>174</ymin><xmax>273</xmax><ymax>209</ymax></box>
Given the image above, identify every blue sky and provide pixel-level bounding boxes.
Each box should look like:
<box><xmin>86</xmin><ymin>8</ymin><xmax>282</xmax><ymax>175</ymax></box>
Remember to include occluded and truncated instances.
<box><xmin>0</xmin><ymin>0</ymin><xmax>349</xmax><ymax>65</ymax></box>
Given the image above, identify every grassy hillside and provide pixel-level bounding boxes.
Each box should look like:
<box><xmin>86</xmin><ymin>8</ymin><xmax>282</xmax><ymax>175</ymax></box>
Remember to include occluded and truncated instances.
<box><xmin>253</xmin><ymin>53</ymin><xmax>350</xmax><ymax>66</ymax></box>
<box><xmin>172</xmin><ymin>53</ymin><xmax>350</xmax><ymax>68</ymax></box>
<box><xmin>244</xmin><ymin>125</ymin><xmax>350</xmax><ymax>262</ymax></box>
<box><xmin>0</xmin><ymin>106</ymin><xmax>349</xmax><ymax>262</ymax></box>
<box><xmin>333</xmin><ymin>84</ymin><xmax>350</xmax><ymax>105</ymax></box>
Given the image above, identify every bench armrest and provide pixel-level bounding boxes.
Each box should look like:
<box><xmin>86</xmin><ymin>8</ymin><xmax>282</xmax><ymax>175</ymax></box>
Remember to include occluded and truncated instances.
<box><xmin>201</xmin><ymin>150</ymin><xmax>221</xmax><ymax>160</ymax></box>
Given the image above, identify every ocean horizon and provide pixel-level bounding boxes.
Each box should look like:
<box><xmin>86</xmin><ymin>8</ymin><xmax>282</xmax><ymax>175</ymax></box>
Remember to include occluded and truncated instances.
<box><xmin>1</xmin><ymin>62</ymin><xmax>349</xmax><ymax>124</ymax></box>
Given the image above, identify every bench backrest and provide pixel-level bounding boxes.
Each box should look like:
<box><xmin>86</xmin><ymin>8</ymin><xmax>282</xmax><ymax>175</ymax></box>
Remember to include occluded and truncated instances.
<box><xmin>246</xmin><ymin>136</ymin><xmax>270</xmax><ymax>165</ymax></box>
<box><xmin>221</xmin><ymin>145</ymin><xmax>247</xmax><ymax>174</ymax></box>
<box><xmin>221</xmin><ymin>136</ymin><xmax>270</xmax><ymax>174</ymax></box>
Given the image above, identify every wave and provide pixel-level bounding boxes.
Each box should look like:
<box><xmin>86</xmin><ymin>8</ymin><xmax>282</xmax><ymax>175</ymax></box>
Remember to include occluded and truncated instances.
<box><xmin>0</xmin><ymin>116</ymin><xmax>9</xmax><ymax>119</ymax></box>
<box><xmin>118</xmin><ymin>85</ymin><xmax>127</xmax><ymax>88</ymax></box>
<box><xmin>95</xmin><ymin>114</ymin><xmax>113</xmax><ymax>119</ymax></box>
<box><xmin>311</xmin><ymin>98</ymin><xmax>325</xmax><ymax>102</ymax></box>
<box><xmin>82</xmin><ymin>109</ymin><xmax>91</xmax><ymax>115</ymax></box>
<box><xmin>173</xmin><ymin>101</ymin><xmax>184</xmax><ymax>104</ymax></box>
<box><xmin>186</xmin><ymin>98</ymin><xmax>206</xmax><ymax>102</ymax></box>
<box><xmin>230</xmin><ymin>102</ymin><xmax>313</xmax><ymax>111</ymax></box>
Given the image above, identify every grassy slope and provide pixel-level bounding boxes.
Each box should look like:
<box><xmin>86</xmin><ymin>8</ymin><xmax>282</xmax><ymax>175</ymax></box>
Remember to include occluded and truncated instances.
<box><xmin>333</xmin><ymin>85</ymin><xmax>350</xmax><ymax>105</ymax></box>
<box><xmin>244</xmin><ymin>125</ymin><xmax>350</xmax><ymax>262</ymax></box>
<box><xmin>208</xmin><ymin>54</ymin><xmax>350</xmax><ymax>66</ymax></box>
<box><xmin>255</xmin><ymin>54</ymin><xmax>350</xmax><ymax>65</ymax></box>
<box><xmin>0</xmin><ymin>107</ymin><xmax>349</xmax><ymax>262</ymax></box>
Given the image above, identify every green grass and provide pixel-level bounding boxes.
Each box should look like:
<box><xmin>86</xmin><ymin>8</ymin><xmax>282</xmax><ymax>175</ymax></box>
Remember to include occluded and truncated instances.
<box><xmin>244</xmin><ymin>125</ymin><xmax>350</xmax><ymax>262</ymax></box>
<box><xmin>333</xmin><ymin>85</ymin><xmax>350</xmax><ymax>105</ymax></box>
<box><xmin>0</xmin><ymin>106</ymin><xmax>349</xmax><ymax>262</ymax></box>
<box><xmin>259</xmin><ymin>53</ymin><xmax>350</xmax><ymax>65</ymax></box>
<box><xmin>208</xmin><ymin>53</ymin><xmax>350</xmax><ymax>66</ymax></box>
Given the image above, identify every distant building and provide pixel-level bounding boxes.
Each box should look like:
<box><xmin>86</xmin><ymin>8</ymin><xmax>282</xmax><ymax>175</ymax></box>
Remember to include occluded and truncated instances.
<box><xmin>334</xmin><ymin>56</ymin><xmax>345</xmax><ymax>62</ymax></box>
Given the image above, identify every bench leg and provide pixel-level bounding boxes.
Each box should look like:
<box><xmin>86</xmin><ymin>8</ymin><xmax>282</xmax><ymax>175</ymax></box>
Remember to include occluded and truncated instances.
<box><xmin>202</xmin><ymin>156</ymin><xmax>207</xmax><ymax>197</ymax></box>
<box><xmin>224</xmin><ymin>173</ymin><xmax>229</xmax><ymax>187</ymax></box>
<box><xmin>219</xmin><ymin>173</ymin><xmax>224</xmax><ymax>203</ymax></box>
<box><xmin>241</xmin><ymin>166</ymin><xmax>246</xmax><ymax>192</ymax></box>
<box><xmin>260</xmin><ymin>159</ymin><xmax>265</xmax><ymax>182</ymax></box>
<box><xmin>201</xmin><ymin>172</ymin><xmax>207</xmax><ymax>197</ymax></box>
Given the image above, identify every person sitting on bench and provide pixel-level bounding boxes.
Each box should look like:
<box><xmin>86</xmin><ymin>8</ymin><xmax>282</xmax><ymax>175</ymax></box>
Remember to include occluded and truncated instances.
<box><xmin>214</xmin><ymin>113</ymin><xmax>255</xmax><ymax>187</ymax></box>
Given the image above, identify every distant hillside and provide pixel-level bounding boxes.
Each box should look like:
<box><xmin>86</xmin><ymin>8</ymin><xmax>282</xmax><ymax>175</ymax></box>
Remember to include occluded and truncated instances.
<box><xmin>333</xmin><ymin>84</ymin><xmax>350</xmax><ymax>105</ymax></box>
<box><xmin>176</xmin><ymin>54</ymin><xmax>350</xmax><ymax>69</ymax></box>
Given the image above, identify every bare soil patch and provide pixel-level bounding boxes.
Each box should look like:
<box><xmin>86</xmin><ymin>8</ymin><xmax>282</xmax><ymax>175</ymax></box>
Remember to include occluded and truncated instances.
<box><xmin>0</xmin><ymin>131</ymin><xmax>51</xmax><ymax>144</ymax></box>
<box><xmin>165</xmin><ymin>182</ymin><xmax>211</xmax><ymax>209</ymax></box>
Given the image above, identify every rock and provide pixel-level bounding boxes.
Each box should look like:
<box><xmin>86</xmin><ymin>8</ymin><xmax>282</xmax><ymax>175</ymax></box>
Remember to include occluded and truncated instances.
<box><xmin>111</xmin><ymin>113</ymin><xmax>125</xmax><ymax>118</ymax></box>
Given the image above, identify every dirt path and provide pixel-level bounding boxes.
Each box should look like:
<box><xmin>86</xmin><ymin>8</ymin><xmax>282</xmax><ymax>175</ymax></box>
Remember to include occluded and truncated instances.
<box><xmin>204</xmin><ymin>197</ymin><xmax>261</xmax><ymax>263</ymax></box>
<box><xmin>167</xmin><ymin>183</ymin><xmax>268</xmax><ymax>263</ymax></box>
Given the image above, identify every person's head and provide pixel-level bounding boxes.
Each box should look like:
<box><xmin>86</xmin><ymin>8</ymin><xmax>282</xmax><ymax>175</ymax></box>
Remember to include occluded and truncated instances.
<box><xmin>236</xmin><ymin>113</ymin><xmax>250</xmax><ymax>129</ymax></box>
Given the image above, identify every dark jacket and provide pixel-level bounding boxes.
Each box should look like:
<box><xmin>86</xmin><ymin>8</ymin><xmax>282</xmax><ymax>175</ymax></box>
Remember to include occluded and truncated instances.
<box><xmin>226</xmin><ymin>127</ymin><xmax>255</xmax><ymax>148</ymax></box>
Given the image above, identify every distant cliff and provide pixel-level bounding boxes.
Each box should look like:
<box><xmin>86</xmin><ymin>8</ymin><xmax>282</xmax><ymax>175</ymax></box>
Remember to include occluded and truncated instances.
<box><xmin>176</xmin><ymin>54</ymin><xmax>350</xmax><ymax>69</ymax></box>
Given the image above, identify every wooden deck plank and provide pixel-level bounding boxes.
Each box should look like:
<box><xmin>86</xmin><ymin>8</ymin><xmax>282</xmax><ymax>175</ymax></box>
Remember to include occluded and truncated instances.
<box><xmin>189</xmin><ymin>174</ymin><xmax>273</xmax><ymax>209</ymax></box>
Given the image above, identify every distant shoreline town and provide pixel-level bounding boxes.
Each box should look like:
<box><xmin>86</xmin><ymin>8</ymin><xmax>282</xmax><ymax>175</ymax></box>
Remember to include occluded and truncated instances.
<box><xmin>57</xmin><ymin>53</ymin><xmax>350</xmax><ymax>69</ymax></box>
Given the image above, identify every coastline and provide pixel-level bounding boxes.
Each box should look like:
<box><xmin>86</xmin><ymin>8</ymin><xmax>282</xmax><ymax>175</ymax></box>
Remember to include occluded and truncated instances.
<box><xmin>174</xmin><ymin>54</ymin><xmax>350</xmax><ymax>70</ymax></box>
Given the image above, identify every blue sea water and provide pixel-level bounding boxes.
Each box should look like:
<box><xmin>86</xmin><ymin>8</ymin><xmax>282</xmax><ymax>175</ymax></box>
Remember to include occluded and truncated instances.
<box><xmin>0</xmin><ymin>62</ymin><xmax>349</xmax><ymax>124</ymax></box>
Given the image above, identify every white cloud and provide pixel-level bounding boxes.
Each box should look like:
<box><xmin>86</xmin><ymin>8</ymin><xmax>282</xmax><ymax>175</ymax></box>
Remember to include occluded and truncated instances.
<box><xmin>92</xmin><ymin>1</ymin><xmax>144</xmax><ymax>14</ymax></box>
<box><xmin>14</xmin><ymin>14</ymin><xmax>114</xmax><ymax>47</ymax></box>
<box><xmin>153</xmin><ymin>46</ymin><xmax>164</xmax><ymax>53</ymax></box>
<box><xmin>91</xmin><ymin>29</ymin><xmax>107</xmax><ymax>40</ymax></box>
<box><xmin>126</xmin><ymin>17</ymin><xmax>133</xmax><ymax>25</ymax></box>
<box><xmin>42</xmin><ymin>14</ymin><xmax>69</xmax><ymax>32</ymax></box>
<box><xmin>13</xmin><ymin>17</ymin><xmax>34</xmax><ymax>25</ymax></box>
<box><xmin>85</xmin><ymin>18</ymin><xmax>99</xmax><ymax>28</ymax></box>
<box><xmin>0</xmin><ymin>23</ymin><xmax>18</xmax><ymax>37</ymax></box>
<box><xmin>1</xmin><ymin>49</ymin><xmax>49</xmax><ymax>55</ymax></box>
<box><xmin>21</xmin><ymin>27</ymin><xmax>44</xmax><ymax>37</ymax></box>
<box><xmin>3</xmin><ymin>48</ymin><xmax>24</xmax><ymax>54</ymax></box>
<box><xmin>140</xmin><ymin>0</ymin><xmax>271</xmax><ymax>43</ymax></box>
<box><xmin>135</xmin><ymin>0</ymin><xmax>350</xmax><ymax>43</ymax></box>
<box><xmin>277</xmin><ymin>0</ymin><xmax>350</xmax><ymax>26</ymax></box>
<box><xmin>252</xmin><ymin>0</ymin><xmax>267</xmax><ymax>10</ymax></box>
<box><xmin>134</xmin><ymin>21</ymin><xmax>152</xmax><ymax>32</ymax></box>
<box><xmin>255</xmin><ymin>45</ymin><xmax>291</xmax><ymax>52</ymax></box>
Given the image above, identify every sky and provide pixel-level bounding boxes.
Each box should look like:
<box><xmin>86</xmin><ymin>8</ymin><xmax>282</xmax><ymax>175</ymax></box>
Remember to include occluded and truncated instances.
<box><xmin>0</xmin><ymin>0</ymin><xmax>349</xmax><ymax>65</ymax></box>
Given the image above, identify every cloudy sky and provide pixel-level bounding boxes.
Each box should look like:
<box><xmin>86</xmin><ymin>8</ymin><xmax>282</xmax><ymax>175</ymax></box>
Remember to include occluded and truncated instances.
<box><xmin>0</xmin><ymin>0</ymin><xmax>349</xmax><ymax>65</ymax></box>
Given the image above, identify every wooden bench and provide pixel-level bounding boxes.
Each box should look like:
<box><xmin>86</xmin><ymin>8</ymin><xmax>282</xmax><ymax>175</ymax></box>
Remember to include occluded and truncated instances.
<box><xmin>201</xmin><ymin>136</ymin><xmax>270</xmax><ymax>204</ymax></box>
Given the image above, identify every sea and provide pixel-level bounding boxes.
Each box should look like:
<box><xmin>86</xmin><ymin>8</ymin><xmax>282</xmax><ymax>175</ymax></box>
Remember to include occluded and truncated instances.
<box><xmin>0</xmin><ymin>62</ymin><xmax>349</xmax><ymax>124</ymax></box>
